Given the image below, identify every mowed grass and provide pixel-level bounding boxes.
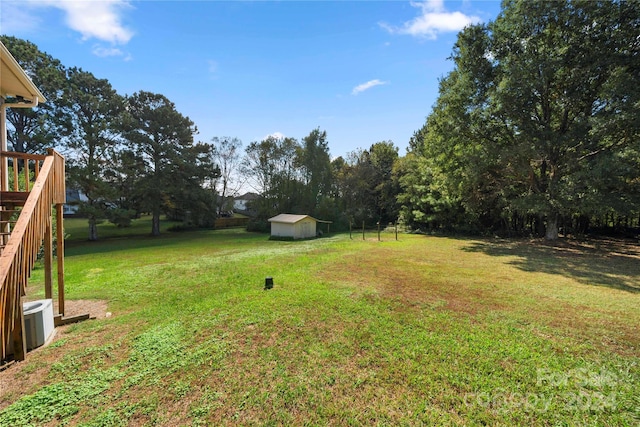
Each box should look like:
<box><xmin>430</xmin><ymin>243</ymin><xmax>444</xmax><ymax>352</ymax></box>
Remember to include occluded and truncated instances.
<box><xmin>1</xmin><ymin>225</ymin><xmax>639</xmax><ymax>426</ymax></box>
<box><xmin>62</xmin><ymin>216</ymin><xmax>183</xmax><ymax>241</ymax></box>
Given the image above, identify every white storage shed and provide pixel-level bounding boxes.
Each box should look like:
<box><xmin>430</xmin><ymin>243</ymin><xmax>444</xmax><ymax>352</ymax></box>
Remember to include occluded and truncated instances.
<box><xmin>268</xmin><ymin>214</ymin><xmax>319</xmax><ymax>240</ymax></box>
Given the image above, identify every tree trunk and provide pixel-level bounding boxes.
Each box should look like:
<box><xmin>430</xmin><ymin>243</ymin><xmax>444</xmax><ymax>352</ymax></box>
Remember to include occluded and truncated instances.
<box><xmin>88</xmin><ymin>217</ymin><xmax>98</xmax><ymax>241</ymax></box>
<box><xmin>545</xmin><ymin>214</ymin><xmax>559</xmax><ymax>240</ymax></box>
<box><xmin>152</xmin><ymin>211</ymin><xmax>161</xmax><ymax>236</ymax></box>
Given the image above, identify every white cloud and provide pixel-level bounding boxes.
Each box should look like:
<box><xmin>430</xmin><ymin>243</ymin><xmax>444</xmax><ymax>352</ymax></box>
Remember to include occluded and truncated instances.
<box><xmin>380</xmin><ymin>0</ymin><xmax>481</xmax><ymax>39</ymax></box>
<box><xmin>55</xmin><ymin>0</ymin><xmax>133</xmax><ymax>44</ymax></box>
<box><xmin>92</xmin><ymin>45</ymin><xmax>123</xmax><ymax>57</ymax></box>
<box><xmin>22</xmin><ymin>0</ymin><xmax>133</xmax><ymax>44</ymax></box>
<box><xmin>352</xmin><ymin>79</ymin><xmax>388</xmax><ymax>95</ymax></box>
<box><xmin>264</xmin><ymin>132</ymin><xmax>286</xmax><ymax>140</ymax></box>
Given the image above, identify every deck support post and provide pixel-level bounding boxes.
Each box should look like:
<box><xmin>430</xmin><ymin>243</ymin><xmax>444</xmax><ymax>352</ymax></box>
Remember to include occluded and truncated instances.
<box><xmin>11</xmin><ymin>295</ymin><xmax>26</xmax><ymax>361</ymax></box>
<box><xmin>44</xmin><ymin>220</ymin><xmax>53</xmax><ymax>299</ymax></box>
<box><xmin>55</xmin><ymin>204</ymin><xmax>65</xmax><ymax>316</ymax></box>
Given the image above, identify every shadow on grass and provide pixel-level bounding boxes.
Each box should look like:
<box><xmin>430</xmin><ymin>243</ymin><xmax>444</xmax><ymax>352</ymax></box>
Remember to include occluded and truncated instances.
<box><xmin>462</xmin><ymin>237</ymin><xmax>640</xmax><ymax>294</ymax></box>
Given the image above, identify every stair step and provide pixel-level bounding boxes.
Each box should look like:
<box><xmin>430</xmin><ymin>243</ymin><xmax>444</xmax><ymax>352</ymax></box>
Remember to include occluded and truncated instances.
<box><xmin>1</xmin><ymin>191</ymin><xmax>30</xmax><ymax>205</ymax></box>
<box><xmin>0</xmin><ymin>211</ymin><xmax>20</xmax><ymax>224</ymax></box>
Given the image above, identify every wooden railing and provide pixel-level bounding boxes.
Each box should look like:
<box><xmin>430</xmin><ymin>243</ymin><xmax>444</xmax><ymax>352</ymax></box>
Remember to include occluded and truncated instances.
<box><xmin>0</xmin><ymin>149</ymin><xmax>65</xmax><ymax>362</ymax></box>
<box><xmin>0</xmin><ymin>151</ymin><xmax>48</xmax><ymax>192</ymax></box>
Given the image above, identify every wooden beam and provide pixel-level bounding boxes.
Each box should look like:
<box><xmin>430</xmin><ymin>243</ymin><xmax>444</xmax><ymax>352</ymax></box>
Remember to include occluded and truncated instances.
<box><xmin>0</xmin><ymin>360</ymin><xmax>16</xmax><ymax>372</ymax></box>
<box><xmin>55</xmin><ymin>204</ymin><xmax>65</xmax><ymax>316</ymax></box>
<box><xmin>54</xmin><ymin>313</ymin><xmax>91</xmax><ymax>326</ymax></box>
<box><xmin>44</xmin><ymin>220</ymin><xmax>52</xmax><ymax>299</ymax></box>
<box><xmin>11</xmin><ymin>296</ymin><xmax>26</xmax><ymax>361</ymax></box>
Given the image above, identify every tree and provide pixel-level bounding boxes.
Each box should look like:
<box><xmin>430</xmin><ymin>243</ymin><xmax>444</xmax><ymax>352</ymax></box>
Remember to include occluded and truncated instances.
<box><xmin>0</xmin><ymin>36</ymin><xmax>66</xmax><ymax>153</ymax></box>
<box><xmin>334</xmin><ymin>142</ymin><xmax>401</xmax><ymax>226</ymax></box>
<box><xmin>209</xmin><ymin>137</ymin><xmax>241</xmax><ymax>216</ymax></box>
<box><xmin>298</xmin><ymin>128</ymin><xmax>332</xmax><ymax>214</ymax></box>
<box><xmin>369</xmin><ymin>141</ymin><xmax>400</xmax><ymax>224</ymax></box>
<box><xmin>103</xmin><ymin>148</ymin><xmax>146</xmax><ymax>225</ymax></box>
<box><xmin>242</xmin><ymin>135</ymin><xmax>301</xmax><ymax>220</ymax></box>
<box><xmin>59</xmin><ymin>68</ymin><xmax>124</xmax><ymax>241</ymax></box>
<box><xmin>418</xmin><ymin>0</ymin><xmax>640</xmax><ymax>239</ymax></box>
<box><xmin>122</xmin><ymin>91</ymin><xmax>212</xmax><ymax>236</ymax></box>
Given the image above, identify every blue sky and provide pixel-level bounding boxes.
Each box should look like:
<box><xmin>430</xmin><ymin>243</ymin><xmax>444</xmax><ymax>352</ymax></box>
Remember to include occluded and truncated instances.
<box><xmin>1</xmin><ymin>0</ymin><xmax>502</xmax><ymax>158</ymax></box>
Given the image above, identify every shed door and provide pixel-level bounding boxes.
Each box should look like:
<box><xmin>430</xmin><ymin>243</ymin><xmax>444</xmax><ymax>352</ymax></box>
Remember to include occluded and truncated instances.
<box><xmin>302</xmin><ymin>222</ymin><xmax>310</xmax><ymax>238</ymax></box>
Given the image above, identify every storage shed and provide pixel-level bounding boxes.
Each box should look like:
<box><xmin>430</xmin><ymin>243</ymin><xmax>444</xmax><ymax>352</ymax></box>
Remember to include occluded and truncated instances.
<box><xmin>268</xmin><ymin>214</ymin><xmax>320</xmax><ymax>240</ymax></box>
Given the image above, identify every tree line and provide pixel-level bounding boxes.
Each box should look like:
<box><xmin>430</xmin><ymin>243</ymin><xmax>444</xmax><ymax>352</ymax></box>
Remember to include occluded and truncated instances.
<box><xmin>0</xmin><ymin>36</ymin><xmax>401</xmax><ymax>239</ymax></box>
<box><xmin>402</xmin><ymin>0</ymin><xmax>640</xmax><ymax>239</ymax></box>
<box><xmin>2</xmin><ymin>0</ymin><xmax>639</xmax><ymax>240</ymax></box>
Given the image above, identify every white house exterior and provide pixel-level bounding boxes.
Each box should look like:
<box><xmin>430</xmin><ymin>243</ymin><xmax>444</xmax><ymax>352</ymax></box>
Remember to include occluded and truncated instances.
<box><xmin>268</xmin><ymin>214</ymin><xmax>318</xmax><ymax>239</ymax></box>
<box><xmin>233</xmin><ymin>192</ymin><xmax>259</xmax><ymax>212</ymax></box>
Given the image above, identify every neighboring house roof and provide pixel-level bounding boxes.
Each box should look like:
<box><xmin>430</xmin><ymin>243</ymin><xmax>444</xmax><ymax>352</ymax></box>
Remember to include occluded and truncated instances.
<box><xmin>0</xmin><ymin>41</ymin><xmax>47</xmax><ymax>103</ymax></box>
<box><xmin>268</xmin><ymin>214</ymin><xmax>316</xmax><ymax>224</ymax></box>
<box><xmin>235</xmin><ymin>192</ymin><xmax>260</xmax><ymax>201</ymax></box>
<box><xmin>65</xmin><ymin>188</ymin><xmax>88</xmax><ymax>204</ymax></box>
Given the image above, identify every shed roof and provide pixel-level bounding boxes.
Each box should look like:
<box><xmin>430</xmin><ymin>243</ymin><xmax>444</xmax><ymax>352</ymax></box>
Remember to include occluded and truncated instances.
<box><xmin>0</xmin><ymin>41</ymin><xmax>47</xmax><ymax>103</ymax></box>
<box><xmin>268</xmin><ymin>214</ymin><xmax>316</xmax><ymax>224</ymax></box>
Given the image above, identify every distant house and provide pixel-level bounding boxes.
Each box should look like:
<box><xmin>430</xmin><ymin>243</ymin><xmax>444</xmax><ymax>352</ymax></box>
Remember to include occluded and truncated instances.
<box><xmin>233</xmin><ymin>192</ymin><xmax>259</xmax><ymax>214</ymax></box>
<box><xmin>268</xmin><ymin>214</ymin><xmax>331</xmax><ymax>240</ymax></box>
<box><xmin>63</xmin><ymin>188</ymin><xmax>88</xmax><ymax>216</ymax></box>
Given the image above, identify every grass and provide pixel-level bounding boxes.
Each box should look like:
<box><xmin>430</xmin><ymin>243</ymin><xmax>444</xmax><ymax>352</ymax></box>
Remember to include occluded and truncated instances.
<box><xmin>1</xmin><ymin>223</ymin><xmax>639</xmax><ymax>426</ymax></box>
<box><xmin>63</xmin><ymin>216</ymin><xmax>183</xmax><ymax>242</ymax></box>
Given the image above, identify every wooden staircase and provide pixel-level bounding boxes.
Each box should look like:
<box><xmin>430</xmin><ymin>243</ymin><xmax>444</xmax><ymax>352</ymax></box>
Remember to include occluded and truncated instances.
<box><xmin>0</xmin><ymin>149</ymin><xmax>66</xmax><ymax>363</ymax></box>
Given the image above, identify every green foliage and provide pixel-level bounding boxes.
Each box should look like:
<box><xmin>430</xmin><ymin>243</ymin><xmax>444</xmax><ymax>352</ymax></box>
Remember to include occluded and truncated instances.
<box><xmin>413</xmin><ymin>0</ymin><xmax>640</xmax><ymax>238</ymax></box>
<box><xmin>0</xmin><ymin>368</ymin><xmax>121</xmax><ymax>426</ymax></box>
<box><xmin>122</xmin><ymin>91</ymin><xmax>217</xmax><ymax>235</ymax></box>
<box><xmin>334</xmin><ymin>141</ymin><xmax>401</xmax><ymax>226</ymax></box>
<box><xmin>60</xmin><ymin>67</ymin><xmax>125</xmax><ymax>241</ymax></box>
<box><xmin>0</xmin><ymin>35</ymin><xmax>66</xmax><ymax>154</ymax></box>
<box><xmin>106</xmin><ymin>208</ymin><xmax>136</xmax><ymax>228</ymax></box>
<box><xmin>243</xmin><ymin>135</ymin><xmax>303</xmax><ymax>219</ymax></box>
<box><xmin>209</xmin><ymin>136</ymin><xmax>238</xmax><ymax>216</ymax></box>
<box><xmin>298</xmin><ymin>128</ymin><xmax>333</xmax><ymax>214</ymax></box>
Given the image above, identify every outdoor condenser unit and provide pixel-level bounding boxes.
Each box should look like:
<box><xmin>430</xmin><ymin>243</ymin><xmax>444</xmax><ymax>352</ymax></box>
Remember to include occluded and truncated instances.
<box><xmin>23</xmin><ymin>299</ymin><xmax>54</xmax><ymax>350</ymax></box>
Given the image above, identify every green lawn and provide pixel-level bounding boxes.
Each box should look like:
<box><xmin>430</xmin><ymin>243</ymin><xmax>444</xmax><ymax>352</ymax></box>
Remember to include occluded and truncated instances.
<box><xmin>62</xmin><ymin>216</ymin><xmax>183</xmax><ymax>242</ymax></box>
<box><xmin>1</xmin><ymin>226</ymin><xmax>638</xmax><ymax>426</ymax></box>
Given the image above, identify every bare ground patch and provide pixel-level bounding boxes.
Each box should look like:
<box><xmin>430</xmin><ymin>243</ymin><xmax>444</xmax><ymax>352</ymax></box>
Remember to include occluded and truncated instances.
<box><xmin>0</xmin><ymin>299</ymin><xmax>111</xmax><ymax>410</ymax></box>
<box><xmin>319</xmin><ymin>245</ymin><xmax>505</xmax><ymax>315</ymax></box>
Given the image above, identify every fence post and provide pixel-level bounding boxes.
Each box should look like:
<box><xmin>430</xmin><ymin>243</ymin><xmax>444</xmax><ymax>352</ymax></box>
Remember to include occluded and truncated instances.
<box><xmin>377</xmin><ymin>222</ymin><xmax>380</xmax><ymax>241</ymax></box>
<box><xmin>362</xmin><ymin>221</ymin><xmax>365</xmax><ymax>240</ymax></box>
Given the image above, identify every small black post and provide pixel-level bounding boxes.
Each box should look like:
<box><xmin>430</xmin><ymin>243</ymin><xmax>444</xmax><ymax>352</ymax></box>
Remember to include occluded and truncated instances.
<box><xmin>377</xmin><ymin>222</ymin><xmax>380</xmax><ymax>241</ymax></box>
<box><xmin>349</xmin><ymin>221</ymin><xmax>352</xmax><ymax>240</ymax></box>
<box><xmin>362</xmin><ymin>221</ymin><xmax>365</xmax><ymax>240</ymax></box>
<box><xmin>264</xmin><ymin>277</ymin><xmax>274</xmax><ymax>290</ymax></box>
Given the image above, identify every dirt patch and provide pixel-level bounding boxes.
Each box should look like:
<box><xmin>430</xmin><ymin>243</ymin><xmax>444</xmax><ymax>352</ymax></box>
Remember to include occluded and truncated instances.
<box><xmin>320</xmin><ymin>247</ymin><xmax>503</xmax><ymax>315</ymax></box>
<box><xmin>0</xmin><ymin>299</ymin><xmax>110</xmax><ymax>410</ymax></box>
<box><xmin>54</xmin><ymin>299</ymin><xmax>110</xmax><ymax>320</ymax></box>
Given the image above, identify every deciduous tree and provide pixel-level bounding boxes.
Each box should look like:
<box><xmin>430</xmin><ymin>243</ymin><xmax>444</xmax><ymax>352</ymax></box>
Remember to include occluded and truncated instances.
<box><xmin>418</xmin><ymin>0</ymin><xmax>640</xmax><ymax>239</ymax></box>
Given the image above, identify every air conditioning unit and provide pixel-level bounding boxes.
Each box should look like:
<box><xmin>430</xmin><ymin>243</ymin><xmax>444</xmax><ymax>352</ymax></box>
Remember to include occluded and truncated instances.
<box><xmin>23</xmin><ymin>299</ymin><xmax>54</xmax><ymax>350</ymax></box>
